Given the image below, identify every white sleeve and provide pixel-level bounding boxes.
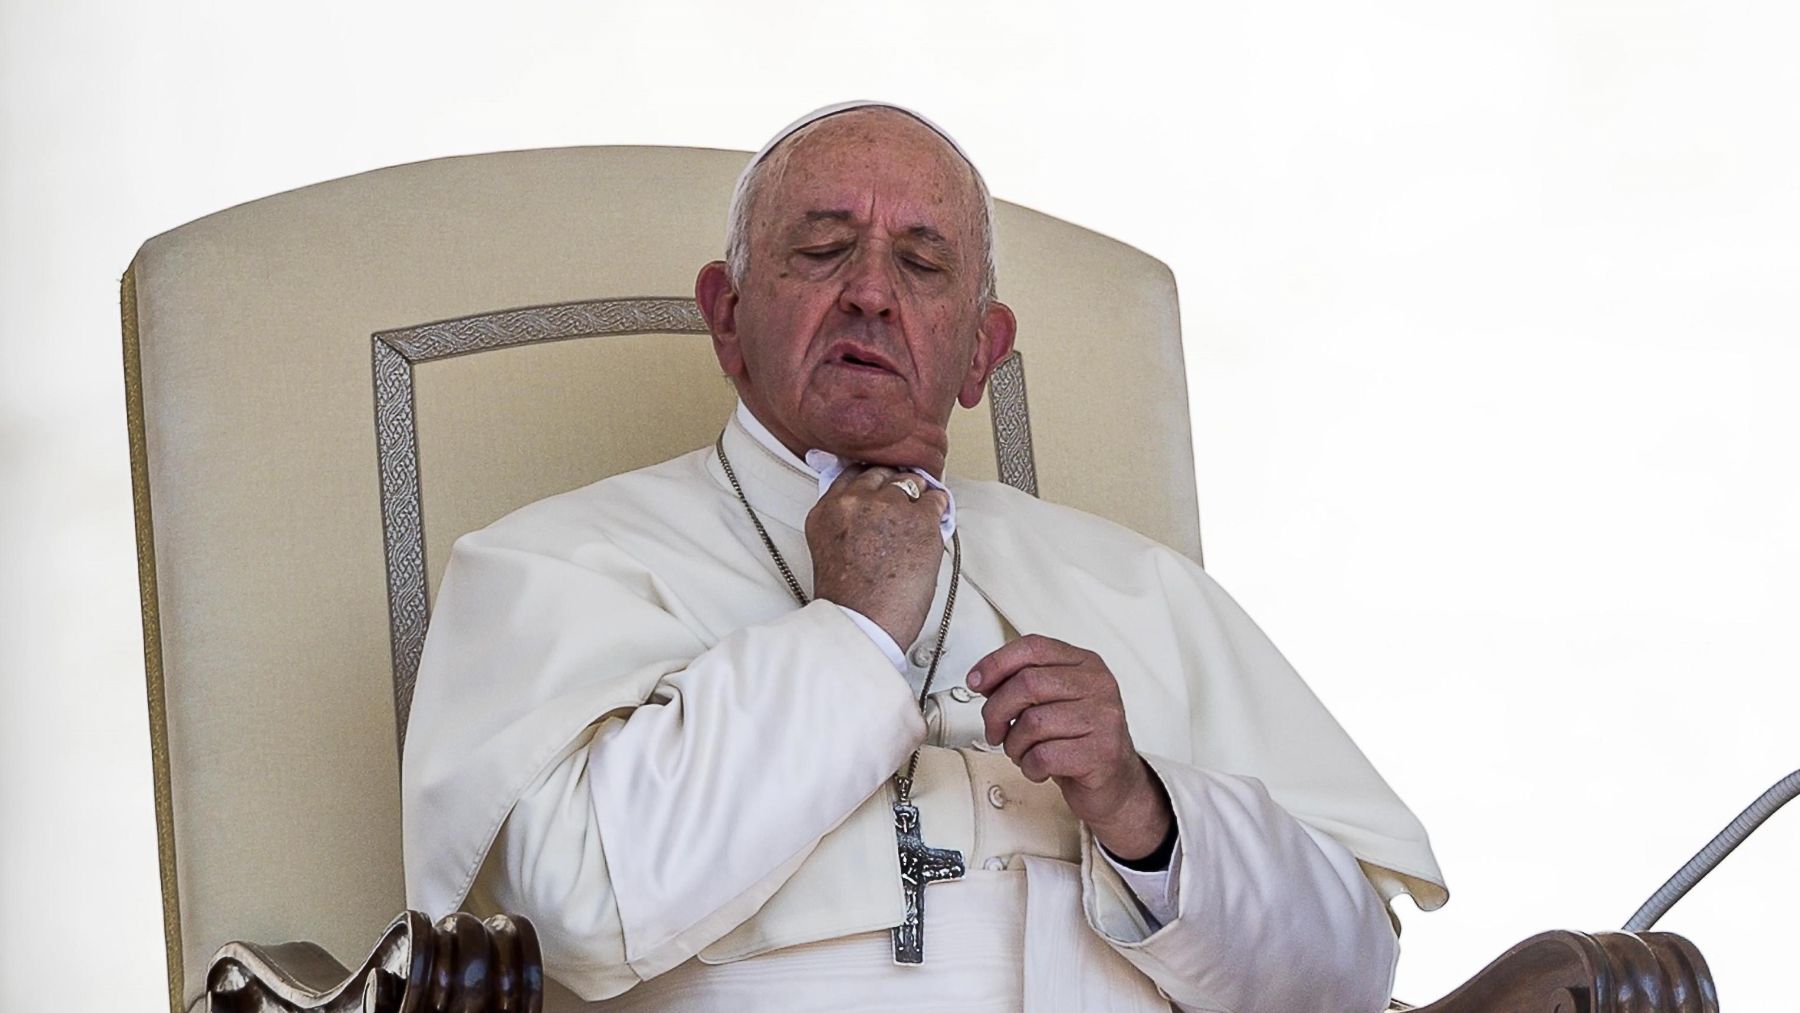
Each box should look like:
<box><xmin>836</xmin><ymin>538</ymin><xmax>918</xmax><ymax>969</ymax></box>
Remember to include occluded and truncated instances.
<box><xmin>483</xmin><ymin>599</ymin><xmax>925</xmax><ymax>1001</ymax></box>
<box><xmin>835</xmin><ymin>603</ymin><xmax>907</xmax><ymax>670</ymax></box>
<box><xmin>1097</xmin><ymin>838</ymin><xmax>1183</xmax><ymax>928</ymax></box>
<box><xmin>1082</xmin><ymin>757</ymin><xmax>1399</xmax><ymax>1013</ymax></box>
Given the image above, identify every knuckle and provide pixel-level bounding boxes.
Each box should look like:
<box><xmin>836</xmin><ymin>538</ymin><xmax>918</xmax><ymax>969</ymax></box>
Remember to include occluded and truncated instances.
<box><xmin>1020</xmin><ymin>749</ymin><xmax>1044</xmax><ymax>781</ymax></box>
<box><xmin>1017</xmin><ymin>669</ymin><xmax>1045</xmax><ymax>698</ymax></box>
<box><xmin>1071</xmin><ymin>706</ymin><xmax>1101</xmax><ymax>737</ymax></box>
<box><xmin>1014</xmin><ymin>707</ymin><xmax>1041</xmax><ymax>736</ymax></box>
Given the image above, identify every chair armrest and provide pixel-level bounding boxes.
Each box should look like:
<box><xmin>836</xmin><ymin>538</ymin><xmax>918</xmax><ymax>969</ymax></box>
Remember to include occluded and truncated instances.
<box><xmin>1397</xmin><ymin>929</ymin><xmax>1716</xmax><ymax>1012</ymax></box>
<box><xmin>199</xmin><ymin>916</ymin><xmax>1714</xmax><ymax>1012</ymax></box>
<box><xmin>202</xmin><ymin>911</ymin><xmax>541</xmax><ymax>1013</ymax></box>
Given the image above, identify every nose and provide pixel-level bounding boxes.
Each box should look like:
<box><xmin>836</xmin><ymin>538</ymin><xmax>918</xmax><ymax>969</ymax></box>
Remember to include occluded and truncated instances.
<box><xmin>836</xmin><ymin>248</ymin><xmax>897</xmax><ymax>320</ymax></box>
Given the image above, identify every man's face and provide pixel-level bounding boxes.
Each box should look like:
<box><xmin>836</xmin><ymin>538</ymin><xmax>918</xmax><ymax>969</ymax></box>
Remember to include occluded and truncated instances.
<box><xmin>697</xmin><ymin>109</ymin><xmax>1016</xmax><ymax>475</ymax></box>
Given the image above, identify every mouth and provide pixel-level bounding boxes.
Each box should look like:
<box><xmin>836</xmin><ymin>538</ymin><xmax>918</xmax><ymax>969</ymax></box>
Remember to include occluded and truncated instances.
<box><xmin>825</xmin><ymin>342</ymin><xmax>902</xmax><ymax>377</ymax></box>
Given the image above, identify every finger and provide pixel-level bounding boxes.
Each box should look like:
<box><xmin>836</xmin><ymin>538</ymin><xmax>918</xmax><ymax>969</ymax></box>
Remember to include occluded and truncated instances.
<box><xmin>1000</xmin><ymin>699</ymin><xmax>1094</xmax><ymax>764</ymax></box>
<box><xmin>1018</xmin><ymin>737</ymin><xmax>1087</xmax><ymax>784</ymax></box>
<box><xmin>981</xmin><ymin>665</ymin><xmax>1089</xmax><ymax>745</ymax></box>
<box><xmin>919</xmin><ymin>487</ymin><xmax>950</xmax><ymax>516</ymax></box>
<box><xmin>879</xmin><ymin>474</ymin><xmax>932</xmax><ymax>501</ymax></box>
<box><xmin>825</xmin><ymin>464</ymin><xmax>871</xmax><ymax>494</ymax></box>
<box><xmin>968</xmin><ymin>634</ymin><xmax>1091</xmax><ymax>695</ymax></box>
<box><xmin>849</xmin><ymin>465</ymin><xmax>900</xmax><ymax>492</ymax></box>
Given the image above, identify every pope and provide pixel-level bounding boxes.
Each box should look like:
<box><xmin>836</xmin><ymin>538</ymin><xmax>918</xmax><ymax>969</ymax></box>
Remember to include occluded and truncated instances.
<box><xmin>401</xmin><ymin>101</ymin><xmax>1449</xmax><ymax>1012</ymax></box>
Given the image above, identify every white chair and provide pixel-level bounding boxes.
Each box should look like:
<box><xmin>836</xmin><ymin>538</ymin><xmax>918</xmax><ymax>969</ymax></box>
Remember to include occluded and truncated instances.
<box><xmin>121</xmin><ymin>145</ymin><xmax>1713</xmax><ymax>1012</ymax></box>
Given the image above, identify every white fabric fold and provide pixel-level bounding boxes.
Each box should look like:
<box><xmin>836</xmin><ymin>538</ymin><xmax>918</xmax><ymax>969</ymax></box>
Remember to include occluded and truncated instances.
<box><xmin>1023</xmin><ymin>856</ymin><xmax>1173</xmax><ymax>1013</ymax></box>
<box><xmin>1099</xmin><ymin>838</ymin><xmax>1185</xmax><ymax>929</ymax></box>
<box><xmin>402</xmin><ymin>407</ymin><xmax>1448</xmax><ymax>1008</ymax></box>
<box><xmin>734</xmin><ymin>399</ymin><xmax>1179</xmax><ymax>915</ymax></box>
<box><xmin>589</xmin><ymin>600</ymin><xmax>923</xmax><ymax>978</ymax></box>
<box><xmin>839</xmin><ymin>606</ymin><xmax>907</xmax><ymax>670</ymax></box>
<box><xmin>1081</xmin><ymin>758</ymin><xmax>1402</xmax><ymax>1012</ymax></box>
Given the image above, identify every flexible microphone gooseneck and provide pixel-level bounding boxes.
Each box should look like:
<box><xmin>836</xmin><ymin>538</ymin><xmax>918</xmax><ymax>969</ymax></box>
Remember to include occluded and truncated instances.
<box><xmin>1624</xmin><ymin>767</ymin><xmax>1800</xmax><ymax>931</ymax></box>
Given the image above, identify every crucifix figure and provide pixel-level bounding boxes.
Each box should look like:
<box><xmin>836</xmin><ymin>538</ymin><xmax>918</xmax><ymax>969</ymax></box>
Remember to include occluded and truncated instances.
<box><xmin>891</xmin><ymin>797</ymin><xmax>966</xmax><ymax>964</ymax></box>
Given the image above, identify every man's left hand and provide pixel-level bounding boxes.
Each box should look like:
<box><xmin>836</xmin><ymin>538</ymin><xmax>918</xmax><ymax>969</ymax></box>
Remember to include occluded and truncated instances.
<box><xmin>968</xmin><ymin>634</ymin><xmax>1173</xmax><ymax>862</ymax></box>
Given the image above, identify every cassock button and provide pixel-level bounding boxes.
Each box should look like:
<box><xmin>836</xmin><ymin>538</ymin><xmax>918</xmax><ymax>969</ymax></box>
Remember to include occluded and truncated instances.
<box><xmin>909</xmin><ymin>643</ymin><xmax>935</xmax><ymax>668</ymax></box>
<box><xmin>987</xmin><ymin>785</ymin><xmax>1008</xmax><ymax>809</ymax></box>
<box><xmin>949</xmin><ymin>686</ymin><xmax>973</xmax><ymax>703</ymax></box>
<box><xmin>983</xmin><ymin>857</ymin><xmax>1007</xmax><ymax>872</ymax></box>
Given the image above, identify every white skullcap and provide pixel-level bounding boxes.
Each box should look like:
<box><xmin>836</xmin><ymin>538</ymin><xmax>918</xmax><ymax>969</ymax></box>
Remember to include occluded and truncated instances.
<box><xmin>735</xmin><ymin>99</ymin><xmax>977</xmax><ymax>190</ymax></box>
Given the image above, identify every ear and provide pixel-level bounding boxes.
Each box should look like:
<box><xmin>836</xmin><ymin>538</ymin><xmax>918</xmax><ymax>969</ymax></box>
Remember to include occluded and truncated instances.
<box><xmin>695</xmin><ymin>261</ymin><xmax>745</xmax><ymax>380</ymax></box>
<box><xmin>958</xmin><ymin>300</ymin><xmax>1018</xmax><ymax>408</ymax></box>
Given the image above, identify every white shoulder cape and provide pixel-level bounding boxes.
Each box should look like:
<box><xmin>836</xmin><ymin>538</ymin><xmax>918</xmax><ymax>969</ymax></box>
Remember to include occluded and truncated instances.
<box><xmin>401</xmin><ymin>437</ymin><xmax>1449</xmax><ymax>967</ymax></box>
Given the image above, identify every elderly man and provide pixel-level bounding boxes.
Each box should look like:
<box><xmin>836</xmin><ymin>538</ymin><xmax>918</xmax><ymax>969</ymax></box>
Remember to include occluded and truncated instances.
<box><xmin>402</xmin><ymin>102</ymin><xmax>1447</xmax><ymax>1012</ymax></box>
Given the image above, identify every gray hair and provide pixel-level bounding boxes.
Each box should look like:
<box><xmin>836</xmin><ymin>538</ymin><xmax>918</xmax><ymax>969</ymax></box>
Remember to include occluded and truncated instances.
<box><xmin>724</xmin><ymin>109</ymin><xmax>999</xmax><ymax>308</ymax></box>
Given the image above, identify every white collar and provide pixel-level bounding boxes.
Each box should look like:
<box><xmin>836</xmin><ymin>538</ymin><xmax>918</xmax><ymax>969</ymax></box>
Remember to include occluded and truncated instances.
<box><xmin>733</xmin><ymin>400</ymin><xmax>956</xmax><ymax>540</ymax></box>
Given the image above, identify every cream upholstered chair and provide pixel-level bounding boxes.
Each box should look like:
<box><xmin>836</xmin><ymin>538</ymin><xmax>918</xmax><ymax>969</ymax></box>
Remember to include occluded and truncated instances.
<box><xmin>123</xmin><ymin>146</ymin><xmax>1714</xmax><ymax>1012</ymax></box>
<box><xmin>122</xmin><ymin>144</ymin><xmax>1197</xmax><ymax>1013</ymax></box>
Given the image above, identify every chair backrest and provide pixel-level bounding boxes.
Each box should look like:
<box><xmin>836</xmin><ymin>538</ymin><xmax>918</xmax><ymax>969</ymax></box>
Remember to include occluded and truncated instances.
<box><xmin>122</xmin><ymin>144</ymin><xmax>1197</xmax><ymax>1012</ymax></box>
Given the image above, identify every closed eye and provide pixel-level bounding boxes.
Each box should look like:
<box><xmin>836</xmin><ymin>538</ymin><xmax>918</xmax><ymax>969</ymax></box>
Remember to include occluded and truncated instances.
<box><xmin>904</xmin><ymin>258</ymin><xmax>943</xmax><ymax>274</ymax></box>
<box><xmin>798</xmin><ymin>246</ymin><xmax>848</xmax><ymax>260</ymax></box>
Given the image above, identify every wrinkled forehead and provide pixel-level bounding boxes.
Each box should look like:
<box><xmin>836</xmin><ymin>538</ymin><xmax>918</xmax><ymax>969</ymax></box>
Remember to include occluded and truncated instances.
<box><xmin>761</xmin><ymin>109</ymin><xmax>981</xmax><ymax>234</ymax></box>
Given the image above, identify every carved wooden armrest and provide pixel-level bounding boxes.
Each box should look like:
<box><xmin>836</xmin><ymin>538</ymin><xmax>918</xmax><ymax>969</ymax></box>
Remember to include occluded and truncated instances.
<box><xmin>1397</xmin><ymin>929</ymin><xmax>1717</xmax><ymax>1012</ymax></box>
<box><xmin>202</xmin><ymin>915</ymin><xmax>1714</xmax><ymax>1013</ymax></box>
<box><xmin>202</xmin><ymin>912</ymin><xmax>541</xmax><ymax>1013</ymax></box>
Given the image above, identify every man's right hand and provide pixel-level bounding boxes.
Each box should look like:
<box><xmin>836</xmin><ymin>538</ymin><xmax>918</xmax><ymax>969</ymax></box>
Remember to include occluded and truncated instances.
<box><xmin>806</xmin><ymin>465</ymin><xmax>949</xmax><ymax>649</ymax></box>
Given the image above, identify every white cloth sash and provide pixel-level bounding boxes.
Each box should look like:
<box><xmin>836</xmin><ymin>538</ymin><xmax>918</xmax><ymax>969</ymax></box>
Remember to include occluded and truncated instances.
<box><xmin>581</xmin><ymin>865</ymin><xmax>1169</xmax><ymax>1012</ymax></box>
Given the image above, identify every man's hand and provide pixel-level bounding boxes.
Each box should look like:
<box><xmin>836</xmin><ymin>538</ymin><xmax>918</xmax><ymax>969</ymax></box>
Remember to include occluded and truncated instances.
<box><xmin>806</xmin><ymin>465</ymin><xmax>949</xmax><ymax>648</ymax></box>
<box><xmin>969</xmin><ymin>635</ymin><xmax>1174</xmax><ymax>861</ymax></box>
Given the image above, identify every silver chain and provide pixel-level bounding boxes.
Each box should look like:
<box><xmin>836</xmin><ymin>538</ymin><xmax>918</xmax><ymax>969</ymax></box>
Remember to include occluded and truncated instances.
<box><xmin>715</xmin><ymin>432</ymin><xmax>961</xmax><ymax>801</ymax></box>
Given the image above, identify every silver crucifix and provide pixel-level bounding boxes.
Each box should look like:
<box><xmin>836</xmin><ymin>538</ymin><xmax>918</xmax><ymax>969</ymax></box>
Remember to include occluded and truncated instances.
<box><xmin>891</xmin><ymin>797</ymin><xmax>965</xmax><ymax>964</ymax></box>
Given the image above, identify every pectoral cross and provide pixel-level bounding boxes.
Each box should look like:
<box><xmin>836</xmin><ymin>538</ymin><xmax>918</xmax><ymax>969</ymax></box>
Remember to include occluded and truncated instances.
<box><xmin>891</xmin><ymin>798</ymin><xmax>965</xmax><ymax>964</ymax></box>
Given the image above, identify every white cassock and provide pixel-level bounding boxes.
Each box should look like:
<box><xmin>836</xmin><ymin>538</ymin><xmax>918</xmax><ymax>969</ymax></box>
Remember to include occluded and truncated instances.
<box><xmin>401</xmin><ymin>406</ymin><xmax>1449</xmax><ymax>1012</ymax></box>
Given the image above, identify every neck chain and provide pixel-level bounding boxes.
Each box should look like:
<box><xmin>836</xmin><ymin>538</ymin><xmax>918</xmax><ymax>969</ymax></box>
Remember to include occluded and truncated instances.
<box><xmin>714</xmin><ymin>432</ymin><xmax>960</xmax><ymax>797</ymax></box>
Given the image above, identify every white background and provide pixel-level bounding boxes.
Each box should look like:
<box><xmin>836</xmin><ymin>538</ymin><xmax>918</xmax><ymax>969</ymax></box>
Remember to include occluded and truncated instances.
<box><xmin>3</xmin><ymin>1</ymin><xmax>1795</xmax><ymax>1009</ymax></box>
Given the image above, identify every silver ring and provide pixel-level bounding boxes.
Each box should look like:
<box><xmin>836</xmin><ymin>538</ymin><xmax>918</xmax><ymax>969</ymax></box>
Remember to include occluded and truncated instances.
<box><xmin>890</xmin><ymin>477</ymin><xmax>923</xmax><ymax>501</ymax></box>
